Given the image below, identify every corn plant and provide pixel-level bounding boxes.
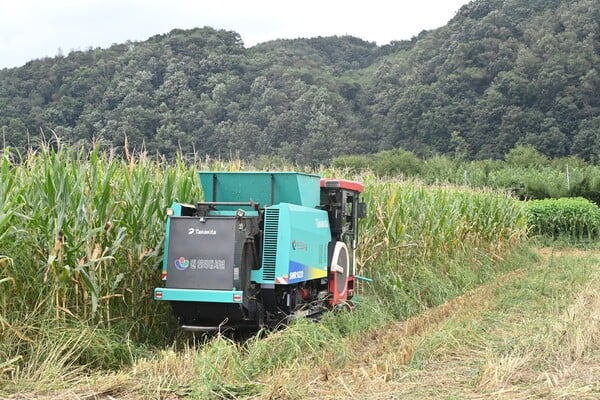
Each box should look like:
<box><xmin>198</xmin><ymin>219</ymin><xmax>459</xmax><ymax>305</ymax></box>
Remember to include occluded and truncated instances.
<box><xmin>525</xmin><ymin>197</ymin><xmax>600</xmax><ymax>239</ymax></box>
<box><xmin>0</xmin><ymin>145</ymin><xmax>201</xmax><ymax>343</ymax></box>
<box><xmin>355</xmin><ymin>174</ymin><xmax>528</xmax><ymax>313</ymax></box>
<box><xmin>357</xmin><ymin>175</ymin><xmax>527</xmax><ymax>265</ymax></box>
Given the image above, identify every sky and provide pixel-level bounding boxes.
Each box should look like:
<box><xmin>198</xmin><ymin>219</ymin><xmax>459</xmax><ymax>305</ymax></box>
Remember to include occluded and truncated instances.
<box><xmin>0</xmin><ymin>0</ymin><xmax>471</xmax><ymax>69</ymax></box>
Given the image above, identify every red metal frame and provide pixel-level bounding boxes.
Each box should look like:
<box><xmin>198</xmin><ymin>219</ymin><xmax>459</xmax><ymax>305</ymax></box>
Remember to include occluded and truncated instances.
<box><xmin>329</xmin><ymin>274</ymin><xmax>354</xmax><ymax>306</ymax></box>
<box><xmin>320</xmin><ymin>178</ymin><xmax>364</xmax><ymax>193</ymax></box>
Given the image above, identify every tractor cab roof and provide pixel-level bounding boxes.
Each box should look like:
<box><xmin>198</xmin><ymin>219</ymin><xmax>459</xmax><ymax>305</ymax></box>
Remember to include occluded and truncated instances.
<box><xmin>320</xmin><ymin>179</ymin><xmax>364</xmax><ymax>193</ymax></box>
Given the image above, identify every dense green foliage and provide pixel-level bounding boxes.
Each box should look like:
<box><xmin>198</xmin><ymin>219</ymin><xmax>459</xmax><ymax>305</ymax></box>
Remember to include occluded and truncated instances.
<box><xmin>334</xmin><ymin>145</ymin><xmax>600</xmax><ymax>203</ymax></box>
<box><xmin>1</xmin><ymin>0</ymin><xmax>599</xmax><ymax>163</ymax></box>
<box><xmin>371</xmin><ymin>0</ymin><xmax>600</xmax><ymax>160</ymax></box>
<box><xmin>525</xmin><ymin>197</ymin><xmax>600</xmax><ymax>239</ymax></box>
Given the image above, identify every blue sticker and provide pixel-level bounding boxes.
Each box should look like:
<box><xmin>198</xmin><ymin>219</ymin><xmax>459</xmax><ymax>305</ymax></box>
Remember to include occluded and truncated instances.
<box><xmin>174</xmin><ymin>257</ymin><xmax>190</xmax><ymax>271</ymax></box>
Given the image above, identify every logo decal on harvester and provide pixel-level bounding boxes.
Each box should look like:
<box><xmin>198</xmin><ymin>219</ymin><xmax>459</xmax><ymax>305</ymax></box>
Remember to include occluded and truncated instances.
<box><xmin>289</xmin><ymin>270</ymin><xmax>304</xmax><ymax>280</ymax></box>
<box><xmin>188</xmin><ymin>228</ymin><xmax>217</xmax><ymax>235</ymax></box>
<box><xmin>292</xmin><ymin>240</ymin><xmax>307</xmax><ymax>250</ymax></box>
<box><xmin>174</xmin><ymin>257</ymin><xmax>190</xmax><ymax>270</ymax></box>
<box><xmin>315</xmin><ymin>218</ymin><xmax>329</xmax><ymax>228</ymax></box>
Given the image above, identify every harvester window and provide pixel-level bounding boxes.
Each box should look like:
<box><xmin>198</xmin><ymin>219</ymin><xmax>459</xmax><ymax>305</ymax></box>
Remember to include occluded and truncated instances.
<box><xmin>345</xmin><ymin>194</ymin><xmax>354</xmax><ymax>231</ymax></box>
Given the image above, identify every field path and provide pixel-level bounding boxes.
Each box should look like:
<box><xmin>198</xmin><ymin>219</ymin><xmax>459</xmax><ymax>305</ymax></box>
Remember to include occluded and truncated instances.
<box><xmin>257</xmin><ymin>248</ymin><xmax>600</xmax><ymax>399</ymax></box>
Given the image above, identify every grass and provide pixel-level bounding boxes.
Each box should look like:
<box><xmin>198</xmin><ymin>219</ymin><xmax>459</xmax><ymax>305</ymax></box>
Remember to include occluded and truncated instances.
<box><xmin>191</xmin><ymin>245</ymin><xmax>597</xmax><ymax>400</ymax></box>
<box><xmin>3</xmin><ymin>201</ymin><xmax>597</xmax><ymax>398</ymax></box>
<box><xmin>242</xmin><ymin>246</ymin><xmax>600</xmax><ymax>399</ymax></box>
<box><xmin>1</xmin><ymin>247</ymin><xmax>537</xmax><ymax>399</ymax></box>
<box><xmin>341</xmin><ymin>247</ymin><xmax>599</xmax><ymax>399</ymax></box>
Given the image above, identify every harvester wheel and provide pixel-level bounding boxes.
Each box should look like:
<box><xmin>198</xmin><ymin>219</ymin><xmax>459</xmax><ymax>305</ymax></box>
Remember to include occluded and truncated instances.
<box><xmin>329</xmin><ymin>241</ymin><xmax>350</xmax><ymax>305</ymax></box>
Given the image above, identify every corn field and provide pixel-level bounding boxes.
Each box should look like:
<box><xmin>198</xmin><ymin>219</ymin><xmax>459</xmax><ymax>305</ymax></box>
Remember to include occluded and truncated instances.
<box><xmin>0</xmin><ymin>146</ymin><xmax>207</xmax><ymax>345</ymax></box>
<box><xmin>354</xmin><ymin>174</ymin><xmax>528</xmax><ymax>315</ymax></box>
<box><xmin>0</xmin><ymin>145</ymin><xmax>528</xmax><ymax>375</ymax></box>
<box><xmin>525</xmin><ymin>197</ymin><xmax>600</xmax><ymax>239</ymax></box>
<box><xmin>358</xmin><ymin>175</ymin><xmax>527</xmax><ymax>266</ymax></box>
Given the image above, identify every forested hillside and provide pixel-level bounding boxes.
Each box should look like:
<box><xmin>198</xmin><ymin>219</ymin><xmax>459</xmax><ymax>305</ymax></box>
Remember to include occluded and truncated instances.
<box><xmin>1</xmin><ymin>0</ymin><xmax>599</xmax><ymax>163</ymax></box>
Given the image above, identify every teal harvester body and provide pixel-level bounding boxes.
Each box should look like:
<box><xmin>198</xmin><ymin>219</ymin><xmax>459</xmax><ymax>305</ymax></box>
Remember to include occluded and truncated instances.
<box><xmin>154</xmin><ymin>171</ymin><xmax>365</xmax><ymax>331</ymax></box>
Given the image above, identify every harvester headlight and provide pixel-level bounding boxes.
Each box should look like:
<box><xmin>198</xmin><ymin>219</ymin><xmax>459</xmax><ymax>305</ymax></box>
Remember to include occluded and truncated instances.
<box><xmin>235</xmin><ymin>209</ymin><xmax>245</xmax><ymax>218</ymax></box>
<box><xmin>166</xmin><ymin>208</ymin><xmax>174</xmax><ymax>216</ymax></box>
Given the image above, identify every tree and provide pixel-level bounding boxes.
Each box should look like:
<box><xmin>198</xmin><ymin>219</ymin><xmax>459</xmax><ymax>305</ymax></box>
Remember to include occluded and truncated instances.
<box><xmin>571</xmin><ymin>117</ymin><xmax>600</xmax><ymax>162</ymax></box>
<box><xmin>505</xmin><ymin>145</ymin><xmax>548</xmax><ymax>167</ymax></box>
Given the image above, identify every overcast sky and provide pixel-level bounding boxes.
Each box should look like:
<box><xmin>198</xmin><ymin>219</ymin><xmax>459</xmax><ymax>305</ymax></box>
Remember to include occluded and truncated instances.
<box><xmin>0</xmin><ymin>0</ymin><xmax>471</xmax><ymax>70</ymax></box>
